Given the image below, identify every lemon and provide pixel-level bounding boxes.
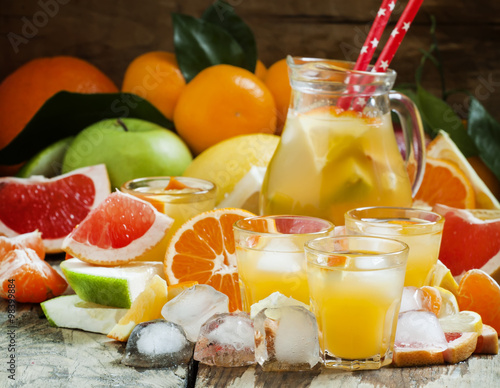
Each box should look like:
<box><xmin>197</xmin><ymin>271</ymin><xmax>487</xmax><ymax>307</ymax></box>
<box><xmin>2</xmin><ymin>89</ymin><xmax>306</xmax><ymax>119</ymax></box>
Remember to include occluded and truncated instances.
<box><xmin>439</xmin><ymin>310</ymin><xmax>483</xmax><ymax>333</ymax></box>
<box><xmin>40</xmin><ymin>294</ymin><xmax>128</xmax><ymax>334</ymax></box>
<box><xmin>434</xmin><ymin>286</ymin><xmax>459</xmax><ymax>318</ymax></box>
<box><xmin>429</xmin><ymin>260</ymin><xmax>459</xmax><ymax>296</ymax></box>
<box><xmin>427</xmin><ymin>130</ymin><xmax>500</xmax><ymax>209</ymax></box>
<box><xmin>60</xmin><ymin>258</ymin><xmax>164</xmax><ymax>308</ymax></box>
<box><xmin>183</xmin><ymin>133</ymin><xmax>279</xmax><ymax>204</ymax></box>
<box><xmin>107</xmin><ymin>275</ymin><xmax>169</xmax><ymax>341</ymax></box>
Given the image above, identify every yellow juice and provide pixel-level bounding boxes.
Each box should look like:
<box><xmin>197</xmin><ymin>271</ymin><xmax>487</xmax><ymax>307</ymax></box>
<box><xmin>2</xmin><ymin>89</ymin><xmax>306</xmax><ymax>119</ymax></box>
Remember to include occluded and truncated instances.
<box><xmin>261</xmin><ymin>110</ymin><xmax>413</xmax><ymax>226</ymax></box>
<box><xmin>236</xmin><ymin>247</ymin><xmax>310</xmax><ymax>312</ymax></box>
<box><xmin>307</xmin><ymin>254</ymin><xmax>404</xmax><ymax>362</ymax></box>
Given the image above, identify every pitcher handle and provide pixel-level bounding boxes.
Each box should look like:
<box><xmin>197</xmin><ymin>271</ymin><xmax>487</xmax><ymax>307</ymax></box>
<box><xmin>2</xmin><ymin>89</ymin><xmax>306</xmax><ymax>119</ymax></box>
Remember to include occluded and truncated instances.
<box><xmin>389</xmin><ymin>91</ymin><xmax>426</xmax><ymax>196</ymax></box>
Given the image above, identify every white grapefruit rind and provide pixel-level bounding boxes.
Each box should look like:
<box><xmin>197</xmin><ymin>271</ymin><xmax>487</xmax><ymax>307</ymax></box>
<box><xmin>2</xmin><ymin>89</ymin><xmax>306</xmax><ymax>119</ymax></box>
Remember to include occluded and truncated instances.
<box><xmin>62</xmin><ymin>191</ymin><xmax>173</xmax><ymax>265</ymax></box>
<box><xmin>0</xmin><ymin>164</ymin><xmax>111</xmax><ymax>253</ymax></box>
<box><xmin>443</xmin><ymin>332</ymin><xmax>479</xmax><ymax>364</ymax></box>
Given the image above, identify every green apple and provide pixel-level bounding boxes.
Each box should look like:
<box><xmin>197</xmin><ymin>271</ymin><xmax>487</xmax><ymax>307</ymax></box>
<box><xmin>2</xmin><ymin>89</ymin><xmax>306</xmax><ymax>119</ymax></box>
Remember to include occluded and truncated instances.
<box><xmin>62</xmin><ymin>118</ymin><xmax>192</xmax><ymax>188</ymax></box>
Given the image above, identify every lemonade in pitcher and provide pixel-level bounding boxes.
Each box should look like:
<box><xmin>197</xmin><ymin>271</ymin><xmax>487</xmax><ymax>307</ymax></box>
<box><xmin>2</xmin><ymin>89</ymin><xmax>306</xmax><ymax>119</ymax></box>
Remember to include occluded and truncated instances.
<box><xmin>260</xmin><ymin>57</ymin><xmax>425</xmax><ymax>225</ymax></box>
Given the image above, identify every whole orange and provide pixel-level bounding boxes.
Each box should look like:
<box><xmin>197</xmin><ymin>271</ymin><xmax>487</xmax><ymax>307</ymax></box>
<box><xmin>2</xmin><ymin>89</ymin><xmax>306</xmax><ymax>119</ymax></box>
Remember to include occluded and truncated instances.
<box><xmin>173</xmin><ymin>64</ymin><xmax>277</xmax><ymax>155</ymax></box>
<box><xmin>255</xmin><ymin>60</ymin><xmax>267</xmax><ymax>81</ymax></box>
<box><xmin>122</xmin><ymin>51</ymin><xmax>186</xmax><ymax>121</ymax></box>
<box><xmin>0</xmin><ymin>56</ymin><xmax>118</xmax><ymax>150</ymax></box>
<box><xmin>264</xmin><ymin>58</ymin><xmax>291</xmax><ymax>134</ymax></box>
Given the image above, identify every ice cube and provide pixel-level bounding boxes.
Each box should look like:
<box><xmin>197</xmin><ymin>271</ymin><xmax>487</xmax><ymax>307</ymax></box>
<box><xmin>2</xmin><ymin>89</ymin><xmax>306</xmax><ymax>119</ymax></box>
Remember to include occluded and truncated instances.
<box><xmin>194</xmin><ymin>312</ymin><xmax>256</xmax><ymax>367</ymax></box>
<box><xmin>395</xmin><ymin>310</ymin><xmax>448</xmax><ymax>350</ymax></box>
<box><xmin>399</xmin><ymin>286</ymin><xmax>424</xmax><ymax>313</ymax></box>
<box><xmin>161</xmin><ymin>284</ymin><xmax>229</xmax><ymax>342</ymax></box>
<box><xmin>122</xmin><ymin>319</ymin><xmax>194</xmax><ymax>368</ymax></box>
<box><xmin>255</xmin><ymin>250</ymin><xmax>304</xmax><ymax>274</ymax></box>
<box><xmin>254</xmin><ymin>306</ymin><xmax>320</xmax><ymax>371</ymax></box>
<box><xmin>250</xmin><ymin>291</ymin><xmax>309</xmax><ymax>319</ymax></box>
<box><xmin>263</xmin><ymin>237</ymin><xmax>301</xmax><ymax>253</ymax></box>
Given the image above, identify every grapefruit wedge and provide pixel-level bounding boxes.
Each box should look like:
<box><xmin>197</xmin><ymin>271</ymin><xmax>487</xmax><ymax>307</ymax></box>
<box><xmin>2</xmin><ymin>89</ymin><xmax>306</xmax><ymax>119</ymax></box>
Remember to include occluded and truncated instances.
<box><xmin>433</xmin><ymin>204</ymin><xmax>500</xmax><ymax>282</ymax></box>
<box><xmin>0</xmin><ymin>164</ymin><xmax>110</xmax><ymax>253</ymax></box>
<box><xmin>62</xmin><ymin>191</ymin><xmax>173</xmax><ymax>266</ymax></box>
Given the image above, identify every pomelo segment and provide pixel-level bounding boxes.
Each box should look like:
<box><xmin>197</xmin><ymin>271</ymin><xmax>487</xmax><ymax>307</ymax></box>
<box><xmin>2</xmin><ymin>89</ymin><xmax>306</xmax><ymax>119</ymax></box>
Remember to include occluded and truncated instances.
<box><xmin>60</xmin><ymin>258</ymin><xmax>164</xmax><ymax>308</ymax></box>
<box><xmin>474</xmin><ymin>325</ymin><xmax>499</xmax><ymax>354</ymax></box>
<box><xmin>62</xmin><ymin>191</ymin><xmax>173</xmax><ymax>265</ymax></box>
<box><xmin>433</xmin><ymin>204</ymin><xmax>500</xmax><ymax>282</ymax></box>
<box><xmin>0</xmin><ymin>164</ymin><xmax>110</xmax><ymax>253</ymax></box>
<box><xmin>41</xmin><ymin>294</ymin><xmax>128</xmax><ymax>334</ymax></box>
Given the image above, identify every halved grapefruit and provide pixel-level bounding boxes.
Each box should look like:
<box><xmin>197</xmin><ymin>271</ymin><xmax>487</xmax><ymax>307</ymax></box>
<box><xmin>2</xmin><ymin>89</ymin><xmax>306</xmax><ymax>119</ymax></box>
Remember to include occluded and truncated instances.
<box><xmin>0</xmin><ymin>164</ymin><xmax>110</xmax><ymax>253</ymax></box>
<box><xmin>433</xmin><ymin>204</ymin><xmax>500</xmax><ymax>282</ymax></box>
<box><xmin>62</xmin><ymin>191</ymin><xmax>173</xmax><ymax>266</ymax></box>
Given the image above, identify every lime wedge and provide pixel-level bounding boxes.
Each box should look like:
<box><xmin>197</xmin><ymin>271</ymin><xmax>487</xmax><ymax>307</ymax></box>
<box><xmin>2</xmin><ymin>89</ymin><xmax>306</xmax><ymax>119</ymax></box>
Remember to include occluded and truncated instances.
<box><xmin>17</xmin><ymin>136</ymin><xmax>74</xmax><ymax>178</ymax></box>
<box><xmin>60</xmin><ymin>258</ymin><xmax>164</xmax><ymax>308</ymax></box>
<box><xmin>40</xmin><ymin>294</ymin><xmax>128</xmax><ymax>334</ymax></box>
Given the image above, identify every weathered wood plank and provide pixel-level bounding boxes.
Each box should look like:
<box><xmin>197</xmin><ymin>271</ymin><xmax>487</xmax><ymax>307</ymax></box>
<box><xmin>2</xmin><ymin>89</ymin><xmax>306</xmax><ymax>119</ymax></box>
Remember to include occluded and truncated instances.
<box><xmin>0</xmin><ymin>299</ymin><xmax>194</xmax><ymax>387</ymax></box>
<box><xmin>195</xmin><ymin>353</ymin><xmax>500</xmax><ymax>388</ymax></box>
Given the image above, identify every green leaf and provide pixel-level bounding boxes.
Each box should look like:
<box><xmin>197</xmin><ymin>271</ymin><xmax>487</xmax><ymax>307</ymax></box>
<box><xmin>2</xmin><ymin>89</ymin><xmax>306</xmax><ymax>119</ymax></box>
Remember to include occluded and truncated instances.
<box><xmin>202</xmin><ymin>0</ymin><xmax>257</xmax><ymax>73</ymax></box>
<box><xmin>416</xmin><ymin>85</ymin><xmax>478</xmax><ymax>157</ymax></box>
<box><xmin>0</xmin><ymin>91</ymin><xmax>173</xmax><ymax>165</ymax></box>
<box><xmin>173</xmin><ymin>13</ymin><xmax>246</xmax><ymax>83</ymax></box>
<box><xmin>467</xmin><ymin>97</ymin><xmax>500</xmax><ymax>181</ymax></box>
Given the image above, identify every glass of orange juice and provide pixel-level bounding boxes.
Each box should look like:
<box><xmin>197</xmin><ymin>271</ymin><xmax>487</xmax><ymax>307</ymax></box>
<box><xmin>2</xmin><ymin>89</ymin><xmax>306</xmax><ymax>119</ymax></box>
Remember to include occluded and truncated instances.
<box><xmin>305</xmin><ymin>235</ymin><xmax>408</xmax><ymax>370</ymax></box>
<box><xmin>121</xmin><ymin>177</ymin><xmax>217</xmax><ymax>242</ymax></box>
<box><xmin>345</xmin><ymin>207</ymin><xmax>445</xmax><ymax>287</ymax></box>
<box><xmin>233</xmin><ymin>215</ymin><xmax>334</xmax><ymax>312</ymax></box>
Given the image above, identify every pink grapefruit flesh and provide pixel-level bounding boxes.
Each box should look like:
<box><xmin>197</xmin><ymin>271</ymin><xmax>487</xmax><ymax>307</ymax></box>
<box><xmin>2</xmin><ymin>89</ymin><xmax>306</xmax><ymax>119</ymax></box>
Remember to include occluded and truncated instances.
<box><xmin>0</xmin><ymin>164</ymin><xmax>110</xmax><ymax>253</ymax></box>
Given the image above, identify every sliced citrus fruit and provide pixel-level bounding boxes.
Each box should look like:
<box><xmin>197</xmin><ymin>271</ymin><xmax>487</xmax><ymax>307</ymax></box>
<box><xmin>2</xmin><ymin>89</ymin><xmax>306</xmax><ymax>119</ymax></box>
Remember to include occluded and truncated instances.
<box><xmin>41</xmin><ymin>294</ymin><xmax>127</xmax><ymax>334</ymax></box>
<box><xmin>427</xmin><ymin>130</ymin><xmax>500</xmax><ymax>209</ymax></box>
<box><xmin>414</xmin><ymin>157</ymin><xmax>475</xmax><ymax>209</ymax></box>
<box><xmin>435</xmin><ymin>287</ymin><xmax>460</xmax><ymax>318</ymax></box>
<box><xmin>456</xmin><ymin>269</ymin><xmax>500</xmax><ymax>332</ymax></box>
<box><xmin>474</xmin><ymin>325</ymin><xmax>499</xmax><ymax>354</ymax></box>
<box><xmin>443</xmin><ymin>331</ymin><xmax>479</xmax><ymax>364</ymax></box>
<box><xmin>433</xmin><ymin>204</ymin><xmax>500</xmax><ymax>283</ymax></box>
<box><xmin>164</xmin><ymin>207</ymin><xmax>255</xmax><ymax>312</ymax></box>
<box><xmin>60</xmin><ymin>258</ymin><xmax>164</xmax><ymax>308</ymax></box>
<box><xmin>429</xmin><ymin>260</ymin><xmax>459</xmax><ymax>296</ymax></box>
<box><xmin>62</xmin><ymin>191</ymin><xmax>173</xmax><ymax>265</ymax></box>
<box><xmin>0</xmin><ymin>231</ymin><xmax>45</xmax><ymax>262</ymax></box>
<box><xmin>439</xmin><ymin>311</ymin><xmax>483</xmax><ymax>334</ymax></box>
<box><xmin>0</xmin><ymin>248</ymin><xmax>67</xmax><ymax>303</ymax></box>
<box><xmin>107</xmin><ymin>275</ymin><xmax>169</xmax><ymax>341</ymax></box>
<box><xmin>420</xmin><ymin>286</ymin><xmax>442</xmax><ymax>316</ymax></box>
<box><xmin>0</xmin><ymin>164</ymin><xmax>110</xmax><ymax>253</ymax></box>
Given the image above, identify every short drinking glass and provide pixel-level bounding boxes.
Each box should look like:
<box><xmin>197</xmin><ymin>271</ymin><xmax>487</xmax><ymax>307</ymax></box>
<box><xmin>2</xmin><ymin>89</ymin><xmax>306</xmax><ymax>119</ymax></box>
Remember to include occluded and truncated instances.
<box><xmin>305</xmin><ymin>235</ymin><xmax>408</xmax><ymax>370</ymax></box>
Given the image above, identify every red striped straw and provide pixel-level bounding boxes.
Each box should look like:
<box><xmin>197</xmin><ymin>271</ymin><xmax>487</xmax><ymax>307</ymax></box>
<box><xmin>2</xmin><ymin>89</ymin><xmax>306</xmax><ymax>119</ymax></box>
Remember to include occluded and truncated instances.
<box><xmin>372</xmin><ymin>0</ymin><xmax>424</xmax><ymax>72</ymax></box>
<box><xmin>337</xmin><ymin>0</ymin><xmax>397</xmax><ymax>110</ymax></box>
<box><xmin>339</xmin><ymin>0</ymin><xmax>424</xmax><ymax>111</ymax></box>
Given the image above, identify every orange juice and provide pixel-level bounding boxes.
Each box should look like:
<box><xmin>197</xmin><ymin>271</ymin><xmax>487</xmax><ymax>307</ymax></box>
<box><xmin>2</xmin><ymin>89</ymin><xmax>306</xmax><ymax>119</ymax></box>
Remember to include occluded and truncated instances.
<box><xmin>261</xmin><ymin>110</ymin><xmax>413</xmax><ymax>226</ymax></box>
<box><xmin>235</xmin><ymin>247</ymin><xmax>310</xmax><ymax>311</ymax></box>
<box><xmin>307</xmin><ymin>256</ymin><xmax>404</xmax><ymax>360</ymax></box>
<box><xmin>305</xmin><ymin>236</ymin><xmax>408</xmax><ymax>369</ymax></box>
<box><xmin>345</xmin><ymin>208</ymin><xmax>445</xmax><ymax>287</ymax></box>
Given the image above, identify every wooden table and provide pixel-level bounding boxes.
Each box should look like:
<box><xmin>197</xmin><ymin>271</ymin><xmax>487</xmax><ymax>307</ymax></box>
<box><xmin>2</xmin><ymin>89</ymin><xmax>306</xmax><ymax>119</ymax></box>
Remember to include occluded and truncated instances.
<box><xmin>1</xmin><ymin>299</ymin><xmax>499</xmax><ymax>388</ymax></box>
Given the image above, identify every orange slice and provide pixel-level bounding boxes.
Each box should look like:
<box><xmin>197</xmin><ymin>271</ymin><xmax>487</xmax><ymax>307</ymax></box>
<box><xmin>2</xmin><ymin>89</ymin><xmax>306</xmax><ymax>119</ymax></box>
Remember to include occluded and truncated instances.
<box><xmin>457</xmin><ymin>269</ymin><xmax>500</xmax><ymax>332</ymax></box>
<box><xmin>414</xmin><ymin>157</ymin><xmax>475</xmax><ymax>209</ymax></box>
<box><xmin>164</xmin><ymin>208</ymin><xmax>255</xmax><ymax>312</ymax></box>
<box><xmin>62</xmin><ymin>191</ymin><xmax>174</xmax><ymax>266</ymax></box>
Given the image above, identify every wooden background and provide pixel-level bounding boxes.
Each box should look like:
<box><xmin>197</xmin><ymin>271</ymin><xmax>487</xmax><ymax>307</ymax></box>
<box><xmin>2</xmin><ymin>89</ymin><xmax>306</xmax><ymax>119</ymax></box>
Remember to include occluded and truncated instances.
<box><xmin>1</xmin><ymin>0</ymin><xmax>500</xmax><ymax>119</ymax></box>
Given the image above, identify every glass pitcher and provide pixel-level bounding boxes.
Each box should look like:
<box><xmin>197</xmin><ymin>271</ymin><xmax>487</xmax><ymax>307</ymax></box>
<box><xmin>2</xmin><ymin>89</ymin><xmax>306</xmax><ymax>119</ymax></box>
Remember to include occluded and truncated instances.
<box><xmin>260</xmin><ymin>56</ymin><xmax>426</xmax><ymax>226</ymax></box>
